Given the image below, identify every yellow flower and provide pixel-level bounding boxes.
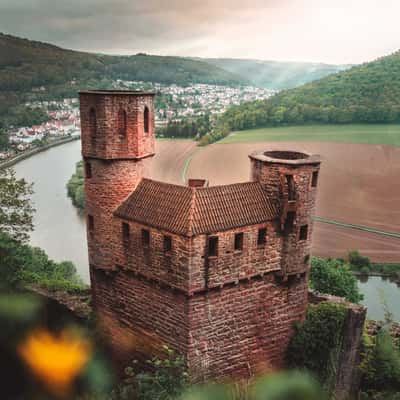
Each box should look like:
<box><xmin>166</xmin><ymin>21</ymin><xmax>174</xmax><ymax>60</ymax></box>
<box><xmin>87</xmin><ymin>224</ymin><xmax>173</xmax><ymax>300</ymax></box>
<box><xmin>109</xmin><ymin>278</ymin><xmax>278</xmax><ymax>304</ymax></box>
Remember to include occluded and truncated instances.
<box><xmin>18</xmin><ymin>329</ymin><xmax>91</xmax><ymax>397</ymax></box>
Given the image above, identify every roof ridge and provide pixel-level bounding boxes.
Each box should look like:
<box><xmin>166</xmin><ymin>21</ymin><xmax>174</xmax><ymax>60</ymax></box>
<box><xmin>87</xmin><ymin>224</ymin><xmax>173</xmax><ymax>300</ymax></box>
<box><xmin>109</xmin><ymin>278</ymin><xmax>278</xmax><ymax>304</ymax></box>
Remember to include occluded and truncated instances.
<box><xmin>187</xmin><ymin>187</ymin><xmax>197</xmax><ymax>236</ymax></box>
<box><xmin>196</xmin><ymin>180</ymin><xmax>259</xmax><ymax>191</ymax></box>
<box><xmin>141</xmin><ymin>177</ymin><xmax>191</xmax><ymax>190</ymax></box>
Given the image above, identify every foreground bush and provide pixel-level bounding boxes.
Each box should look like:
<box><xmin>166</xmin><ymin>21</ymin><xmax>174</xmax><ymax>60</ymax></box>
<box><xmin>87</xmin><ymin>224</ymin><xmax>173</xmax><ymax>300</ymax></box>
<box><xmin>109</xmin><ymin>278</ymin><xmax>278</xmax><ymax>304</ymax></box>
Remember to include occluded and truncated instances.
<box><xmin>287</xmin><ymin>302</ymin><xmax>347</xmax><ymax>393</ymax></box>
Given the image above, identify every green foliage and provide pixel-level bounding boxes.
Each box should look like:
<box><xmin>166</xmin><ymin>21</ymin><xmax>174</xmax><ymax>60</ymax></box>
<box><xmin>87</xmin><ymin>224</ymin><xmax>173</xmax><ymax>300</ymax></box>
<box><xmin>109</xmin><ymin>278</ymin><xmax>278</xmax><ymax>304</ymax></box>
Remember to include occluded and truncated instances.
<box><xmin>360</xmin><ymin>329</ymin><xmax>400</xmax><ymax>394</ymax></box>
<box><xmin>287</xmin><ymin>302</ymin><xmax>347</xmax><ymax>391</ymax></box>
<box><xmin>0</xmin><ymin>231</ymin><xmax>86</xmax><ymax>292</ymax></box>
<box><xmin>0</xmin><ymin>128</ymin><xmax>9</xmax><ymax>150</ymax></box>
<box><xmin>349</xmin><ymin>250</ymin><xmax>372</xmax><ymax>270</ymax></box>
<box><xmin>182</xmin><ymin>371</ymin><xmax>325</xmax><ymax>400</ymax></box>
<box><xmin>67</xmin><ymin>161</ymin><xmax>85</xmax><ymax>210</ymax></box>
<box><xmin>348</xmin><ymin>250</ymin><xmax>400</xmax><ymax>277</ymax></box>
<box><xmin>157</xmin><ymin>114</ymin><xmax>212</xmax><ymax>139</ymax></box>
<box><xmin>0</xmin><ymin>167</ymin><xmax>34</xmax><ymax>242</ymax></box>
<box><xmin>111</xmin><ymin>346</ymin><xmax>189</xmax><ymax>400</ymax></box>
<box><xmin>210</xmin><ymin>49</ymin><xmax>400</xmax><ymax>138</ymax></box>
<box><xmin>310</xmin><ymin>257</ymin><xmax>364</xmax><ymax>303</ymax></box>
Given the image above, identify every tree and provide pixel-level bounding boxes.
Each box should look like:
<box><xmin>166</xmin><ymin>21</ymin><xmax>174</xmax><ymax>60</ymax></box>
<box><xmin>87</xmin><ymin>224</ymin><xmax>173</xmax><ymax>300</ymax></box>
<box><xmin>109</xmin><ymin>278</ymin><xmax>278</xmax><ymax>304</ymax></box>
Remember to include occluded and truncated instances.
<box><xmin>0</xmin><ymin>168</ymin><xmax>34</xmax><ymax>242</ymax></box>
<box><xmin>309</xmin><ymin>257</ymin><xmax>363</xmax><ymax>303</ymax></box>
<box><xmin>0</xmin><ymin>129</ymin><xmax>8</xmax><ymax>150</ymax></box>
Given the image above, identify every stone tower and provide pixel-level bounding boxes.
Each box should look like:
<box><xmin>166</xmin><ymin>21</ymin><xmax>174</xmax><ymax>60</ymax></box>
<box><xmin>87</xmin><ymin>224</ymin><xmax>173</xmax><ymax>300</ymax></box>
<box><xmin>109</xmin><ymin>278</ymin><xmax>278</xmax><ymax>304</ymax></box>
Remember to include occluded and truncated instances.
<box><xmin>80</xmin><ymin>90</ymin><xmax>323</xmax><ymax>381</ymax></box>
<box><xmin>249</xmin><ymin>150</ymin><xmax>321</xmax><ymax>277</ymax></box>
<box><xmin>79</xmin><ymin>90</ymin><xmax>155</xmax><ymax>272</ymax></box>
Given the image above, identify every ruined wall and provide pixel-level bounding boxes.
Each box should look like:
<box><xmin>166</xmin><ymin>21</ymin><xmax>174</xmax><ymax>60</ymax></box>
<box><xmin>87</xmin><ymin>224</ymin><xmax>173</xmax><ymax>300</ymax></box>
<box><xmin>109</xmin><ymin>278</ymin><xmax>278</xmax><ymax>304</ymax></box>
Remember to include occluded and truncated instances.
<box><xmin>188</xmin><ymin>273</ymin><xmax>309</xmax><ymax>381</ymax></box>
<box><xmin>309</xmin><ymin>291</ymin><xmax>367</xmax><ymax>400</ymax></box>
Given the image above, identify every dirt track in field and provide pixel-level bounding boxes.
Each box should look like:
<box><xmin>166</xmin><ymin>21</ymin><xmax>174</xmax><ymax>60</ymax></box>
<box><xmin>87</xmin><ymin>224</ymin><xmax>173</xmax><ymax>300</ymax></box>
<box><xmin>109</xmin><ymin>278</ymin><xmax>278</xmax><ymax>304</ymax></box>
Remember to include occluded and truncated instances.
<box><xmin>185</xmin><ymin>141</ymin><xmax>400</xmax><ymax>262</ymax></box>
<box><xmin>150</xmin><ymin>140</ymin><xmax>197</xmax><ymax>183</ymax></box>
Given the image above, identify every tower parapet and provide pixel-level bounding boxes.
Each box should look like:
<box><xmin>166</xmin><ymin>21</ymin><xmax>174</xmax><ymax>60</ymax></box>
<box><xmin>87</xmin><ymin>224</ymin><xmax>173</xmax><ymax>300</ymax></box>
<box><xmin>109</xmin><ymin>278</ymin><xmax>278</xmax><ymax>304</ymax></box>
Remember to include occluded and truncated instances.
<box><xmin>249</xmin><ymin>149</ymin><xmax>321</xmax><ymax>277</ymax></box>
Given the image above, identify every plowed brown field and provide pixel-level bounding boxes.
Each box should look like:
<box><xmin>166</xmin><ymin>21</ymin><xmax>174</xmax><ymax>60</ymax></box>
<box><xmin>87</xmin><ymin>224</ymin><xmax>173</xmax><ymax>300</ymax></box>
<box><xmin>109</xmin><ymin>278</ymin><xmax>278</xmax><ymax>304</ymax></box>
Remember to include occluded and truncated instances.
<box><xmin>185</xmin><ymin>141</ymin><xmax>400</xmax><ymax>262</ymax></box>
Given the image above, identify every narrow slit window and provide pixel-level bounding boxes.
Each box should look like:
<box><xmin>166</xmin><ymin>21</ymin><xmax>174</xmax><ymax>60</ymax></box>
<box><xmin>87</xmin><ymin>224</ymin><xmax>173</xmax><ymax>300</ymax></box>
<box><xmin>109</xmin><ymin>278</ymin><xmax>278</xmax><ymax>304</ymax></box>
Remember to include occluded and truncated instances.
<box><xmin>144</xmin><ymin>106</ymin><xmax>149</xmax><ymax>134</ymax></box>
<box><xmin>208</xmin><ymin>236</ymin><xmax>218</xmax><ymax>257</ymax></box>
<box><xmin>299</xmin><ymin>225</ymin><xmax>308</xmax><ymax>241</ymax></box>
<box><xmin>122</xmin><ymin>222</ymin><xmax>130</xmax><ymax>242</ymax></box>
<box><xmin>311</xmin><ymin>171</ymin><xmax>319</xmax><ymax>187</ymax></box>
<box><xmin>142</xmin><ymin>229</ymin><xmax>150</xmax><ymax>246</ymax></box>
<box><xmin>234</xmin><ymin>232</ymin><xmax>243</xmax><ymax>251</ymax></box>
<box><xmin>89</xmin><ymin>108</ymin><xmax>97</xmax><ymax>139</ymax></box>
<box><xmin>118</xmin><ymin>109</ymin><xmax>127</xmax><ymax>137</ymax></box>
<box><xmin>304</xmin><ymin>254</ymin><xmax>310</xmax><ymax>264</ymax></box>
<box><xmin>85</xmin><ymin>162</ymin><xmax>92</xmax><ymax>179</ymax></box>
<box><xmin>257</xmin><ymin>228</ymin><xmax>267</xmax><ymax>246</ymax></box>
<box><xmin>285</xmin><ymin>211</ymin><xmax>296</xmax><ymax>231</ymax></box>
<box><xmin>164</xmin><ymin>235</ymin><xmax>172</xmax><ymax>252</ymax></box>
<box><xmin>88</xmin><ymin>215</ymin><xmax>94</xmax><ymax>233</ymax></box>
<box><xmin>286</xmin><ymin>175</ymin><xmax>295</xmax><ymax>200</ymax></box>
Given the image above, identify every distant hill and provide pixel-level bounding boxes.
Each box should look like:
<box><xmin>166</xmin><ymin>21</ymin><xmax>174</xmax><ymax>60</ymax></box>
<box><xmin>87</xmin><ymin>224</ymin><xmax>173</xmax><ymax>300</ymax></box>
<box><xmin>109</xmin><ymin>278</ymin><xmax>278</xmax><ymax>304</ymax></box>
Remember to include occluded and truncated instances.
<box><xmin>198</xmin><ymin>58</ymin><xmax>351</xmax><ymax>90</ymax></box>
<box><xmin>200</xmin><ymin>51</ymin><xmax>400</xmax><ymax>143</ymax></box>
<box><xmin>0</xmin><ymin>33</ymin><xmax>246</xmax><ymax>129</ymax></box>
<box><xmin>0</xmin><ymin>33</ymin><xmax>246</xmax><ymax>91</ymax></box>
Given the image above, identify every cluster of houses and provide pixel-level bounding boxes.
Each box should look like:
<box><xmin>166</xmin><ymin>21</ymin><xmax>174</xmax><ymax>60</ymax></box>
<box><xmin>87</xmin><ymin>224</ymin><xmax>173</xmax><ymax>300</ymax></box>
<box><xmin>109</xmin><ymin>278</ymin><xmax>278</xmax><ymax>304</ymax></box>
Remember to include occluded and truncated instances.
<box><xmin>115</xmin><ymin>80</ymin><xmax>275</xmax><ymax>123</ymax></box>
<box><xmin>1</xmin><ymin>81</ymin><xmax>273</xmax><ymax>161</ymax></box>
<box><xmin>0</xmin><ymin>99</ymin><xmax>80</xmax><ymax>160</ymax></box>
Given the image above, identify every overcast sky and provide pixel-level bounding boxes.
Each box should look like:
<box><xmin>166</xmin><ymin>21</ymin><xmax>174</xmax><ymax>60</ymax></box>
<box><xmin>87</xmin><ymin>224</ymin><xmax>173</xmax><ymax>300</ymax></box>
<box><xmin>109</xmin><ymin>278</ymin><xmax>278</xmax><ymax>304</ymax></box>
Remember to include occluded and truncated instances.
<box><xmin>1</xmin><ymin>0</ymin><xmax>399</xmax><ymax>64</ymax></box>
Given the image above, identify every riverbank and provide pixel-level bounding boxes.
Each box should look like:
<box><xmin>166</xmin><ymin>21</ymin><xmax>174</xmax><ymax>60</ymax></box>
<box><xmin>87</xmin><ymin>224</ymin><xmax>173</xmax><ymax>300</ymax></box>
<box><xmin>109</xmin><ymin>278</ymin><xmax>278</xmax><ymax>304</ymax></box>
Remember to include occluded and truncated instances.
<box><xmin>0</xmin><ymin>135</ymin><xmax>80</xmax><ymax>170</ymax></box>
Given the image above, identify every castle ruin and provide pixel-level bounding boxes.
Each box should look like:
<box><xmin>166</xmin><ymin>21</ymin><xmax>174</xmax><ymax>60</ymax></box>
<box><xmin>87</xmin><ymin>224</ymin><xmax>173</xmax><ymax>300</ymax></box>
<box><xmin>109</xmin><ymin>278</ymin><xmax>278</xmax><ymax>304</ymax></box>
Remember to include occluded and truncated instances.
<box><xmin>79</xmin><ymin>90</ymin><xmax>321</xmax><ymax>380</ymax></box>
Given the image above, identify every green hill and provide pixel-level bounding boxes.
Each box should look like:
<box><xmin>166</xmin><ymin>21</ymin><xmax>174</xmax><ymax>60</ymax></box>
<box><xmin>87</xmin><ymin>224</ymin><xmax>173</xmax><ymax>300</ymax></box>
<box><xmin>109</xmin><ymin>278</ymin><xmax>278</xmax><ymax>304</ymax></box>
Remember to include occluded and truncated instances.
<box><xmin>0</xmin><ymin>33</ymin><xmax>246</xmax><ymax>129</ymax></box>
<box><xmin>214</xmin><ymin>51</ymin><xmax>400</xmax><ymax>134</ymax></box>
<box><xmin>199</xmin><ymin>58</ymin><xmax>351</xmax><ymax>90</ymax></box>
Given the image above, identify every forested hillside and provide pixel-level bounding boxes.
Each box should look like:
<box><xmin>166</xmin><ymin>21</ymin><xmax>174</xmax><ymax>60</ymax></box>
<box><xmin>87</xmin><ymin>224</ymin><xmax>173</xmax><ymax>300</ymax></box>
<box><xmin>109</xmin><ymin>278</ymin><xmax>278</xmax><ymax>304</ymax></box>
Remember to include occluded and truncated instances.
<box><xmin>220</xmin><ymin>51</ymin><xmax>400</xmax><ymax>129</ymax></box>
<box><xmin>0</xmin><ymin>33</ymin><xmax>245</xmax><ymax>128</ymax></box>
<box><xmin>200</xmin><ymin>58</ymin><xmax>350</xmax><ymax>89</ymax></box>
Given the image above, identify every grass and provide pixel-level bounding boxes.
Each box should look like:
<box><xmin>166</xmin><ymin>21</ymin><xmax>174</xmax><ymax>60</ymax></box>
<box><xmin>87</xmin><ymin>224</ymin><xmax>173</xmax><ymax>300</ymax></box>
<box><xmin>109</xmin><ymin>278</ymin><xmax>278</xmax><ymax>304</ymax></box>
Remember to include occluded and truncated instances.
<box><xmin>220</xmin><ymin>124</ymin><xmax>400</xmax><ymax>146</ymax></box>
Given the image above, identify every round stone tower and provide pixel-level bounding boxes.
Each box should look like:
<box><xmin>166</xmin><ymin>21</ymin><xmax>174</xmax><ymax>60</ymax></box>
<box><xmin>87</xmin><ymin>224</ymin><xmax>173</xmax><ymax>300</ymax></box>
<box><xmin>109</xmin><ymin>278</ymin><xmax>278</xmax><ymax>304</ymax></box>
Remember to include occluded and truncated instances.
<box><xmin>249</xmin><ymin>149</ymin><xmax>321</xmax><ymax>277</ymax></box>
<box><xmin>79</xmin><ymin>90</ymin><xmax>155</xmax><ymax>272</ymax></box>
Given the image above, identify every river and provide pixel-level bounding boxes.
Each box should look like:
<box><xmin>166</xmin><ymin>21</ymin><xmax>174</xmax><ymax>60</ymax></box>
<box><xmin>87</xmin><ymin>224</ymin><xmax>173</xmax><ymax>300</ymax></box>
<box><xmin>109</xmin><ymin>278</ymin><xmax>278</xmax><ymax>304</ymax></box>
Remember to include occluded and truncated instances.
<box><xmin>14</xmin><ymin>140</ymin><xmax>90</xmax><ymax>281</ymax></box>
<box><xmin>12</xmin><ymin>140</ymin><xmax>399</xmax><ymax>321</ymax></box>
<box><xmin>357</xmin><ymin>276</ymin><xmax>400</xmax><ymax>322</ymax></box>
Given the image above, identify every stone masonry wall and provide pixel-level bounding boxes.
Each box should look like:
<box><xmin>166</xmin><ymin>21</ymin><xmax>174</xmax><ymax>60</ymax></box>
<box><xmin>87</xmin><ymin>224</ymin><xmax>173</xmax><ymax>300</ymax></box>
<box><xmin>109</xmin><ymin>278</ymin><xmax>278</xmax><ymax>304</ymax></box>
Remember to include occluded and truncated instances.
<box><xmin>250</xmin><ymin>157</ymin><xmax>320</xmax><ymax>277</ymax></box>
<box><xmin>90</xmin><ymin>267</ymin><xmax>189</xmax><ymax>368</ymax></box>
<box><xmin>190</xmin><ymin>221</ymin><xmax>283</xmax><ymax>291</ymax></box>
<box><xmin>80</xmin><ymin>92</ymin><xmax>155</xmax><ymax>160</ymax></box>
<box><xmin>188</xmin><ymin>273</ymin><xmax>309</xmax><ymax>381</ymax></box>
<box><xmin>112</xmin><ymin>219</ymin><xmax>192</xmax><ymax>292</ymax></box>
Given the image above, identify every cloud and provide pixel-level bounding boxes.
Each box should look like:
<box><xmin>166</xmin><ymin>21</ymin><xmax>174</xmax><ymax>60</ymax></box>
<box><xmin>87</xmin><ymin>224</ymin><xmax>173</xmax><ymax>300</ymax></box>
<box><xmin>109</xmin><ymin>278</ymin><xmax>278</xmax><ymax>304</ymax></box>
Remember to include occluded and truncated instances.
<box><xmin>0</xmin><ymin>0</ymin><xmax>399</xmax><ymax>63</ymax></box>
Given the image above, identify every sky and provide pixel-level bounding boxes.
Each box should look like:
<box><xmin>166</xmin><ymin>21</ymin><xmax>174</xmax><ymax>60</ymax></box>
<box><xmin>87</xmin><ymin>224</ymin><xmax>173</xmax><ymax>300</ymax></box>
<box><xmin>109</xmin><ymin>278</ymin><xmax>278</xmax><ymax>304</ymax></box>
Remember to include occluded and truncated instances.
<box><xmin>1</xmin><ymin>0</ymin><xmax>400</xmax><ymax>64</ymax></box>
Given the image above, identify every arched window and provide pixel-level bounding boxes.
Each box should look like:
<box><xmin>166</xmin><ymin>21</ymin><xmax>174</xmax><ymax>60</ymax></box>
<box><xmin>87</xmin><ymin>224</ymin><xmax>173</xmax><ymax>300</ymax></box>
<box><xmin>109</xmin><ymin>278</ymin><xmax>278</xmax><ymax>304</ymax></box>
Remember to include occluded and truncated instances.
<box><xmin>118</xmin><ymin>109</ymin><xmax>127</xmax><ymax>137</ymax></box>
<box><xmin>144</xmin><ymin>106</ymin><xmax>149</xmax><ymax>134</ymax></box>
<box><xmin>89</xmin><ymin>108</ymin><xmax>97</xmax><ymax>140</ymax></box>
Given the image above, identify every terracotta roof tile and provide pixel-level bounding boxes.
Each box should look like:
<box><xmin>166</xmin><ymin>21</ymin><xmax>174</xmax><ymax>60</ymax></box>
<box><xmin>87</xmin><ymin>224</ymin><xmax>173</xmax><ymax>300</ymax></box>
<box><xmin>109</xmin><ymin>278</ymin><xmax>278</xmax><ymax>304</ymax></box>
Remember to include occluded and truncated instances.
<box><xmin>115</xmin><ymin>178</ymin><xmax>279</xmax><ymax>236</ymax></box>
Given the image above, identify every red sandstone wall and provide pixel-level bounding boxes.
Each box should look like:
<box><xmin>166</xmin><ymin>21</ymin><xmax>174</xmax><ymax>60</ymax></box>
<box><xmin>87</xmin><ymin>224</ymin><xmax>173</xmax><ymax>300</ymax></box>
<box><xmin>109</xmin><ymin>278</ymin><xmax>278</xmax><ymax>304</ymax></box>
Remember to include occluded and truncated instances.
<box><xmin>90</xmin><ymin>268</ymin><xmax>189</xmax><ymax>367</ymax></box>
<box><xmin>80</xmin><ymin>93</ymin><xmax>155</xmax><ymax>160</ymax></box>
<box><xmin>250</xmin><ymin>159</ymin><xmax>320</xmax><ymax>276</ymax></box>
<box><xmin>189</xmin><ymin>222</ymin><xmax>283</xmax><ymax>291</ymax></box>
<box><xmin>187</xmin><ymin>274</ymin><xmax>309</xmax><ymax>381</ymax></box>
<box><xmin>80</xmin><ymin>91</ymin><xmax>155</xmax><ymax>270</ymax></box>
<box><xmin>112</xmin><ymin>219</ymin><xmax>192</xmax><ymax>291</ymax></box>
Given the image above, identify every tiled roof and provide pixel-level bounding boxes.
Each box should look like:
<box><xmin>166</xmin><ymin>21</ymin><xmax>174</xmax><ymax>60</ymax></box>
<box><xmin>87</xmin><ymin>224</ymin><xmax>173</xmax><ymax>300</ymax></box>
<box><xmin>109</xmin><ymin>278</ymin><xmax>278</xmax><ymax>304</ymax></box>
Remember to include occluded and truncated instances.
<box><xmin>115</xmin><ymin>178</ymin><xmax>279</xmax><ymax>236</ymax></box>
